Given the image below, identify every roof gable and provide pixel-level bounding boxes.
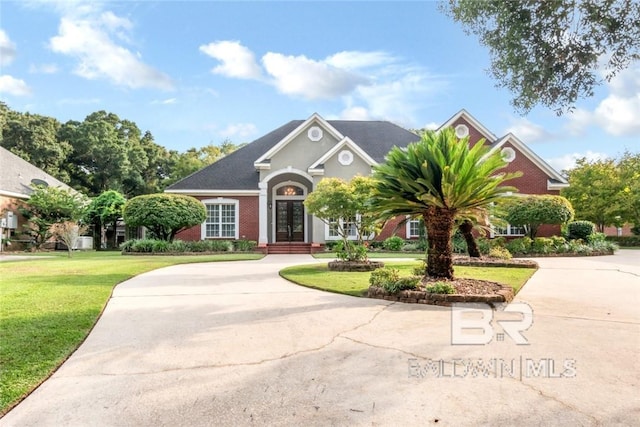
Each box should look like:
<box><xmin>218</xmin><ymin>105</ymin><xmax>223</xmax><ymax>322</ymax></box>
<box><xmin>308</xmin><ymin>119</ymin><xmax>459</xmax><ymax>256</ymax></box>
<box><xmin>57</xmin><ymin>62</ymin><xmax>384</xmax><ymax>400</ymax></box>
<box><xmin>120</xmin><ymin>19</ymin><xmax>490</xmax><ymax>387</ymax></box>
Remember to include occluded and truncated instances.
<box><xmin>438</xmin><ymin>109</ymin><xmax>496</xmax><ymax>142</ymax></box>
<box><xmin>490</xmin><ymin>133</ymin><xmax>568</xmax><ymax>186</ymax></box>
<box><xmin>308</xmin><ymin>137</ymin><xmax>377</xmax><ymax>175</ymax></box>
<box><xmin>254</xmin><ymin>113</ymin><xmax>344</xmax><ymax>168</ymax></box>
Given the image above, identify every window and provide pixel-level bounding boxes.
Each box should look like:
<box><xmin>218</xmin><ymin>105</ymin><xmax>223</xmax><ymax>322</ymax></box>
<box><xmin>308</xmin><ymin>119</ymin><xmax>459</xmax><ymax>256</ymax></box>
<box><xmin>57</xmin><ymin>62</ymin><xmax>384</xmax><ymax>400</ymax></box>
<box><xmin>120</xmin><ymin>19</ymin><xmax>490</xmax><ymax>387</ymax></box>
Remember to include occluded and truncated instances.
<box><xmin>326</xmin><ymin>216</ymin><xmax>359</xmax><ymax>240</ymax></box>
<box><xmin>202</xmin><ymin>199</ymin><xmax>239</xmax><ymax>239</ymax></box>
<box><xmin>493</xmin><ymin>224</ymin><xmax>526</xmax><ymax>237</ymax></box>
<box><xmin>407</xmin><ymin>218</ymin><xmax>425</xmax><ymax>238</ymax></box>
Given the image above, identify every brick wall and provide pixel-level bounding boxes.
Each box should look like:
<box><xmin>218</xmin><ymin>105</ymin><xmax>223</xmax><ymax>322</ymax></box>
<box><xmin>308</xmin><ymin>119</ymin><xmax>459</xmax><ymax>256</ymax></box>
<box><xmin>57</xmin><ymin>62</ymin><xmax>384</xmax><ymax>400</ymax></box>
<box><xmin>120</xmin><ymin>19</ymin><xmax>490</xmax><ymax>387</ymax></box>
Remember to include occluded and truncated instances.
<box><xmin>377</xmin><ymin>217</ymin><xmax>407</xmax><ymax>240</ymax></box>
<box><xmin>0</xmin><ymin>195</ymin><xmax>29</xmax><ymax>251</ymax></box>
<box><xmin>175</xmin><ymin>196</ymin><xmax>259</xmax><ymax>241</ymax></box>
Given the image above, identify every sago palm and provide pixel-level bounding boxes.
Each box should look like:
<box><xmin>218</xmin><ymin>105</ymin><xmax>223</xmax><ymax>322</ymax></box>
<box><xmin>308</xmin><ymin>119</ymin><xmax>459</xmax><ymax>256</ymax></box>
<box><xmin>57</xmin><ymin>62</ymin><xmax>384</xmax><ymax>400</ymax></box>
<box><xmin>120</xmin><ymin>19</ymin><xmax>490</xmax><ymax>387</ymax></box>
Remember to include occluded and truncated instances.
<box><xmin>372</xmin><ymin>127</ymin><xmax>520</xmax><ymax>279</ymax></box>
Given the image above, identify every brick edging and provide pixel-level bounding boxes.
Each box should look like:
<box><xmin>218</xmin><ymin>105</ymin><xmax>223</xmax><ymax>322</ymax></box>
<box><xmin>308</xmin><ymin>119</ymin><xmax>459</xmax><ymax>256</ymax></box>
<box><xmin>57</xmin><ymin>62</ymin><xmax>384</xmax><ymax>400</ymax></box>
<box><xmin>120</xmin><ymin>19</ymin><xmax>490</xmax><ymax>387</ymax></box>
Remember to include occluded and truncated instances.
<box><xmin>367</xmin><ymin>285</ymin><xmax>514</xmax><ymax>307</ymax></box>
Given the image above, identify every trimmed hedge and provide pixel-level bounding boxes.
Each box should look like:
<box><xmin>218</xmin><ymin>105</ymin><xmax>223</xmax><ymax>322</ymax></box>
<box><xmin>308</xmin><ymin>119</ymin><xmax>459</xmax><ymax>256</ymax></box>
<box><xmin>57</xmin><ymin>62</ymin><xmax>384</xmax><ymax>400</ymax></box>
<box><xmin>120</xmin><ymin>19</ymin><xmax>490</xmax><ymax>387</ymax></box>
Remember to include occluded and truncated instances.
<box><xmin>605</xmin><ymin>236</ymin><xmax>640</xmax><ymax>247</ymax></box>
<box><xmin>121</xmin><ymin>239</ymin><xmax>258</xmax><ymax>254</ymax></box>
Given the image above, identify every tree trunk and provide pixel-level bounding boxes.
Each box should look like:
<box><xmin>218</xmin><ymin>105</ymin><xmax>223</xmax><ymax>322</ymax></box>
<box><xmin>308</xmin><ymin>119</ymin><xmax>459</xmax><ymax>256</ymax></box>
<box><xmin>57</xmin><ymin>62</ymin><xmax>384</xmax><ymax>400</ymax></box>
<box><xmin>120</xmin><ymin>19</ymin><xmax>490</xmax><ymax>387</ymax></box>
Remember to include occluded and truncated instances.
<box><xmin>459</xmin><ymin>220</ymin><xmax>481</xmax><ymax>258</ymax></box>
<box><xmin>424</xmin><ymin>207</ymin><xmax>455</xmax><ymax>279</ymax></box>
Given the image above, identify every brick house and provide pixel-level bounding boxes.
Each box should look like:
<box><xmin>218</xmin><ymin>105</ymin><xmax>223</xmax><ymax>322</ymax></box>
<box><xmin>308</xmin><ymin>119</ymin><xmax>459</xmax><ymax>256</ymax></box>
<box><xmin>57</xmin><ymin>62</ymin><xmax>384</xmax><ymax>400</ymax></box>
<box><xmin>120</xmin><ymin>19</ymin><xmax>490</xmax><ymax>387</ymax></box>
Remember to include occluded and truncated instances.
<box><xmin>0</xmin><ymin>146</ymin><xmax>76</xmax><ymax>251</ymax></box>
<box><xmin>166</xmin><ymin>110</ymin><xmax>569</xmax><ymax>252</ymax></box>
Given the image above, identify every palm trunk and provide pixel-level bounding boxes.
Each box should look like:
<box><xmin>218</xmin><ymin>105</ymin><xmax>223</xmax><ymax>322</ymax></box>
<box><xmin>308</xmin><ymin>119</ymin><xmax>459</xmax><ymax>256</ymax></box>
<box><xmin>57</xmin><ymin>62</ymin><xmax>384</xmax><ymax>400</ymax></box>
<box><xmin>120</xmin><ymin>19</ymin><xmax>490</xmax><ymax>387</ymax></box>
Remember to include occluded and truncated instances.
<box><xmin>459</xmin><ymin>220</ymin><xmax>481</xmax><ymax>258</ymax></box>
<box><xmin>424</xmin><ymin>207</ymin><xmax>455</xmax><ymax>279</ymax></box>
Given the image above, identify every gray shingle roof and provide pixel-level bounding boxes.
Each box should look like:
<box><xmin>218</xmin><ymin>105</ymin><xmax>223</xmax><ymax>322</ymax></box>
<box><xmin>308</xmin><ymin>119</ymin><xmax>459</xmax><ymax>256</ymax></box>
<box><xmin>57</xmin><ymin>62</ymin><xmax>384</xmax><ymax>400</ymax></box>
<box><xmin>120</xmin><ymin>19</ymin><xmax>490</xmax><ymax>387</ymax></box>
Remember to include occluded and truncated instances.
<box><xmin>166</xmin><ymin>119</ymin><xmax>420</xmax><ymax>191</ymax></box>
<box><xmin>0</xmin><ymin>146</ymin><xmax>74</xmax><ymax>198</ymax></box>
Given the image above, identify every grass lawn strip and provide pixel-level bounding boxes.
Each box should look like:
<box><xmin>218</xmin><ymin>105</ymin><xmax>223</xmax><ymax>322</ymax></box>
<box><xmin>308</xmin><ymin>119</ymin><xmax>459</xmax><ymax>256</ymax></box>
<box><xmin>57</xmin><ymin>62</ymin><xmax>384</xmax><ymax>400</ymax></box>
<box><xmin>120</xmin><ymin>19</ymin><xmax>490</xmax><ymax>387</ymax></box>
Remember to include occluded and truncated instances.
<box><xmin>280</xmin><ymin>261</ymin><xmax>536</xmax><ymax>297</ymax></box>
<box><xmin>0</xmin><ymin>251</ymin><xmax>262</xmax><ymax>414</ymax></box>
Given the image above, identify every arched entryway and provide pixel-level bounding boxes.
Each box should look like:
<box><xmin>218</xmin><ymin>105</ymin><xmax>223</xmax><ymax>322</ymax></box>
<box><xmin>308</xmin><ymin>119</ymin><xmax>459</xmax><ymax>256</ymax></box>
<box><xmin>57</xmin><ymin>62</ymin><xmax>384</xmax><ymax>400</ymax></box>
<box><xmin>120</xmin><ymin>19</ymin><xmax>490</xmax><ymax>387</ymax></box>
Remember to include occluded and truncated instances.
<box><xmin>273</xmin><ymin>183</ymin><xmax>306</xmax><ymax>242</ymax></box>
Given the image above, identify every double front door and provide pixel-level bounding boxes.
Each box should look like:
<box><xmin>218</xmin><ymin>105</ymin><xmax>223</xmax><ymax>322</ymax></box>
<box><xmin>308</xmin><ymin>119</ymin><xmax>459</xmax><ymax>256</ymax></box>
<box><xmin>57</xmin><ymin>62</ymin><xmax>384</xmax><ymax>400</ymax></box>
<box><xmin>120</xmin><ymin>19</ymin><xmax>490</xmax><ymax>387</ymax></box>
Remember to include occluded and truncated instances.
<box><xmin>276</xmin><ymin>200</ymin><xmax>304</xmax><ymax>242</ymax></box>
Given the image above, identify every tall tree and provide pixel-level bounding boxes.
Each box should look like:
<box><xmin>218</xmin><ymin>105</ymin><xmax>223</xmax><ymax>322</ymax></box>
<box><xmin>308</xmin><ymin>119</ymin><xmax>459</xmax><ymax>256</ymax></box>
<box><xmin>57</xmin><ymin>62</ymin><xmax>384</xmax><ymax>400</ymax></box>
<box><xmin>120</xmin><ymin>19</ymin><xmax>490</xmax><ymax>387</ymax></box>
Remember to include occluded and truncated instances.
<box><xmin>166</xmin><ymin>140</ymin><xmax>245</xmax><ymax>185</ymax></box>
<box><xmin>372</xmin><ymin>128</ymin><xmax>519</xmax><ymax>279</ymax></box>
<box><xmin>0</xmin><ymin>107</ymin><xmax>71</xmax><ymax>182</ymax></box>
<box><xmin>444</xmin><ymin>0</ymin><xmax>640</xmax><ymax>114</ymax></box>
<box><xmin>616</xmin><ymin>151</ymin><xmax>640</xmax><ymax>231</ymax></box>
<box><xmin>85</xmin><ymin>190</ymin><xmax>126</xmax><ymax>250</ymax></box>
<box><xmin>562</xmin><ymin>157</ymin><xmax>623</xmax><ymax>231</ymax></box>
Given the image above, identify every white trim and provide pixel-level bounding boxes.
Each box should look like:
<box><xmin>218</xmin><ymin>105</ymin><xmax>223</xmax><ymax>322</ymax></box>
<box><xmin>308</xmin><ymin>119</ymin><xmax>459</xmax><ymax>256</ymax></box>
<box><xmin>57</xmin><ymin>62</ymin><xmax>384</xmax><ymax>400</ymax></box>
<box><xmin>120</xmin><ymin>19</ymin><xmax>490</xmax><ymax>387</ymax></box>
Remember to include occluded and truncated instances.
<box><xmin>406</xmin><ymin>217</ymin><xmax>423</xmax><ymax>238</ymax></box>
<box><xmin>438</xmin><ymin>109</ymin><xmax>497</xmax><ymax>141</ymax></box>
<box><xmin>271</xmin><ymin>181</ymin><xmax>309</xmax><ymax>243</ymax></box>
<box><xmin>258</xmin><ymin>183</ymin><xmax>268</xmax><ymax>245</ymax></box>
<box><xmin>262</xmin><ymin>167</ymin><xmax>315</xmax><ymax>185</ymax></box>
<box><xmin>492</xmin><ymin>224</ymin><xmax>526</xmax><ymax>237</ymax></box>
<box><xmin>489</xmin><ymin>134</ymin><xmax>568</xmax><ymax>184</ymax></box>
<box><xmin>0</xmin><ymin>190</ymin><xmax>29</xmax><ymax>199</ymax></box>
<box><xmin>307</xmin><ymin>137</ymin><xmax>377</xmax><ymax>175</ymax></box>
<box><xmin>254</xmin><ymin>113</ymin><xmax>344</xmax><ymax>167</ymax></box>
<box><xmin>165</xmin><ymin>189</ymin><xmax>260</xmax><ymax>196</ymax></box>
<box><xmin>547</xmin><ymin>180</ymin><xmax>570</xmax><ymax>190</ymax></box>
<box><xmin>201</xmin><ymin>198</ymin><xmax>239</xmax><ymax>240</ymax></box>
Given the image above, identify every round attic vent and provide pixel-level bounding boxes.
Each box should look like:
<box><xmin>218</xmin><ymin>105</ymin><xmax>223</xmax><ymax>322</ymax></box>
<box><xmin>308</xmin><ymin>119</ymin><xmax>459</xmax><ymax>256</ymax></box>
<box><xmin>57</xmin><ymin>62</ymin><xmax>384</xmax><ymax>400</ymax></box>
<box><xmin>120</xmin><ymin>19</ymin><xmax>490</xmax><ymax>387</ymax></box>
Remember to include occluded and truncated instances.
<box><xmin>501</xmin><ymin>147</ymin><xmax>516</xmax><ymax>163</ymax></box>
<box><xmin>338</xmin><ymin>150</ymin><xmax>354</xmax><ymax>166</ymax></box>
<box><xmin>454</xmin><ymin>124</ymin><xmax>469</xmax><ymax>138</ymax></box>
<box><xmin>308</xmin><ymin>126</ymin><xmax>323</xmax><ymax>142</ymax></box>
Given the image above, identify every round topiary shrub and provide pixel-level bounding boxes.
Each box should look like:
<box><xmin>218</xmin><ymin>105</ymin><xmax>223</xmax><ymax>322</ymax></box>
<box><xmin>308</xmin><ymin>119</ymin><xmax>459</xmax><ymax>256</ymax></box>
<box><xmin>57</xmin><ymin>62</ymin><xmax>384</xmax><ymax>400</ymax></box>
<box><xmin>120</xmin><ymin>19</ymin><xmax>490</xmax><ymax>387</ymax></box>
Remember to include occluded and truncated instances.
<box><xmin>383</xmin><ymin>236</ymin><xmax>405</xmax><ymax>251</ymax></box>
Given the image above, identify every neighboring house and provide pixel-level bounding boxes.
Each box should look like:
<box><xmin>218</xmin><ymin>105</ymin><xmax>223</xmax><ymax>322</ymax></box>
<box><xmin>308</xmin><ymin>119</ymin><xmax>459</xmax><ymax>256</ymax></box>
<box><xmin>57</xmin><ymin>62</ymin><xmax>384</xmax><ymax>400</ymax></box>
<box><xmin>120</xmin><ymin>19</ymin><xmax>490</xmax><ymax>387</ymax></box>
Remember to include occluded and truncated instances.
<box><xmin>166</xmin><ymin>110</ymin><xmax>569</xmax><ymax>252</ymax></box>
<box><xmin>0</xmin><ymin>146</ymin><xmax>75</xmax><ymax>251</ymax></box>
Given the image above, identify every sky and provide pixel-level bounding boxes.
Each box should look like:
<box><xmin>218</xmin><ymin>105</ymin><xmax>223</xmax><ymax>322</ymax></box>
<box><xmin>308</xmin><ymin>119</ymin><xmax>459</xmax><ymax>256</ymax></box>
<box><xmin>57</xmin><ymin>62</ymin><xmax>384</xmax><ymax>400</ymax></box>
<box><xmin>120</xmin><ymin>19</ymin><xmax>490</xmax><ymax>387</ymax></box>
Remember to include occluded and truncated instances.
<box><xmin>1</xmin><ymin>0</ymin><xmax>638</xmax><ymax>173</ymax></box>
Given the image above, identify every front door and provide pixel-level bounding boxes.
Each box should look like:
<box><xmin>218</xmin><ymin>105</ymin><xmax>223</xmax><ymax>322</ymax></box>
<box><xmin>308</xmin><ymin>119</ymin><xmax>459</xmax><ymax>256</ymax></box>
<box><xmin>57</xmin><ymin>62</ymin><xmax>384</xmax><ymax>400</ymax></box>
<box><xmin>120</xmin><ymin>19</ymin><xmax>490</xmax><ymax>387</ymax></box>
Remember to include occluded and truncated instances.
<box><xmin>276</xmin><ymin>200</ymin><xmax>304</xmax><ymax>242</ymax></box>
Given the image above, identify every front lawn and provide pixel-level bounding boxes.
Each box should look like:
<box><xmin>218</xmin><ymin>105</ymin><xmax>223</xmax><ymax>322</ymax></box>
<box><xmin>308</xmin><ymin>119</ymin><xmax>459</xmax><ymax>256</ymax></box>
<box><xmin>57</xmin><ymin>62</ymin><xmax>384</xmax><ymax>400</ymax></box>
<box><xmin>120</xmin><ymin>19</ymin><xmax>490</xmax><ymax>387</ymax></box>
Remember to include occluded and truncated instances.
<box><xmin>0</xmin><ymin>251</ymin><xmax>262</xmax><ymax>414</ymax></box>
<box><xmin>280</xmin><ymin>261</ymin><xmax>536</xmax><ymax>297</ymax></box>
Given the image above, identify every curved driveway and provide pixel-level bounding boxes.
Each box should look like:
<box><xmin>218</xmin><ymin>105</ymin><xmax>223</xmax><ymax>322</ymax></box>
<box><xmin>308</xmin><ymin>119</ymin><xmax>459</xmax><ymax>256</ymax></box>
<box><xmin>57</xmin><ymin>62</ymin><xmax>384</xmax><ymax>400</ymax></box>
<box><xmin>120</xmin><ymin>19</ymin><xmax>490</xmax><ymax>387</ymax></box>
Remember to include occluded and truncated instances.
<box><xmin>2</xmin><ymin>251</ymin><xmax>639</xmax><ymax>426</ymax></box>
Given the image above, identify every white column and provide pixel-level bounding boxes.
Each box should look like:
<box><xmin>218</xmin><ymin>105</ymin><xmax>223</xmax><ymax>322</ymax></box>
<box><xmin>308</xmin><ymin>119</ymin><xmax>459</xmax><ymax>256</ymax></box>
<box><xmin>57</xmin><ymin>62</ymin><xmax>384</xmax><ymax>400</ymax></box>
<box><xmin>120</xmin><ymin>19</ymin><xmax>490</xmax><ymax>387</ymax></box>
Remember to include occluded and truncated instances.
<box><xmin>258</xmin><ymin>182</ymin><xmax>268</xmax><ymax>246</ymax></box>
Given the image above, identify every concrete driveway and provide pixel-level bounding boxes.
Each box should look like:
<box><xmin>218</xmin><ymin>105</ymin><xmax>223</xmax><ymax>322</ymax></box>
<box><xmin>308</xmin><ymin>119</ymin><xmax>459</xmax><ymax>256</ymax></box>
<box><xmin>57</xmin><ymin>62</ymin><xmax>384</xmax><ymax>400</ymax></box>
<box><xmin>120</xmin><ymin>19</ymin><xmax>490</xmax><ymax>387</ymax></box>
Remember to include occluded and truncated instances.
<box><xmin>2</xmin><ymin>251</ymin><xmax>639</xmax><ymax>426</ymax></box>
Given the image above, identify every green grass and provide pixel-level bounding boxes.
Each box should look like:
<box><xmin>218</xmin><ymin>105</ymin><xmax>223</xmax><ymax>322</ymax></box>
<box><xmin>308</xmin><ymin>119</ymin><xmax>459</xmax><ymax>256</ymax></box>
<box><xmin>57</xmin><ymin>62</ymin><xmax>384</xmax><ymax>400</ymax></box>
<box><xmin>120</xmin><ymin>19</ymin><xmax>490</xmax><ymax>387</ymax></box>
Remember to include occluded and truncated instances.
<box><xmin>0</xmin><ymin>251</ymin><xmax>262</xmax><ymax>414</ymax></box>
<box><xmin>313</xmin><ymin>251</ymin><xmax>426</xmax><ymax>259</ymax></box>
<box><xmin>280</xmin><ymin>261</ymin><xmax>536</xmax><ymax>297</ymax></box>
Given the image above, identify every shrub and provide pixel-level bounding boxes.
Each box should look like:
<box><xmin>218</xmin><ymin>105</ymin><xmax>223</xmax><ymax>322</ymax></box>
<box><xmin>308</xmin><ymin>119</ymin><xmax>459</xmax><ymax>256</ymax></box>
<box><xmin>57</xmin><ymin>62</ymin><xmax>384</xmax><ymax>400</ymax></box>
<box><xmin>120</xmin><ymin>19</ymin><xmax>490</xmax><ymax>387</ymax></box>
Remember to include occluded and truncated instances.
<box><xmin>488</xmin><ymin>246</ymin><xmax>512</xmax><ymax>259</ymax></box>
<box><xmin>532</xmin><ymin>237</ymin><xmax>554</xmax><ymax>254</ymax></box>
<box><xmin>367</xmin><ymin>240</ymin><xmax>385</xmax><ymax>250</ymax></box>
<box><xmin>401</xmin><ymin>243</ymin><xmax>419</xmax><ymax>252</ymax></box>
<box><xmin>413</xmin><ymin>260</ymin><xmax>427</xmax><ymax>276</ymax></box>
<box><xmin>451</xmin><ymin>232</ymin><xmax>467</xmax><ymax>254</ymax></box>
<box><xmin>476</xmin><ymin>237</ymin><xmax>493</xmax><ymax>255</ymax></box>
<box><xmin>505</xmin><ymin>237</ymin><xmax>533</xmax><ymax>255</ymax></box>
<box><xmin>501</xmin><ymin>195</ymin><xmax>574</xmax><ymax>238</ymax></box>
<box><xmin>334</xmin><ymin>241</ymin><xmax>368</xmax><ymax>262</ymax></box>
<box><xmin>606</xmin><ymin>235</ymin><xmax>640</xmax><ymax>247</ymax></box>
<box><xmin>384</xmin><ymin>276</ymin><xmax>421</xmax><ymax>293</ymax></box>
<box><xmin>131</xmin><ymin>239</ymin><xmax>156</xmax><ymax>253</ymax></box>
<box><xmin>234</xmin><ymin>240</ymin><xmax>257</xmax><ymax>252</ymax></box>
<box><xmin>383</xmin><ymin>236</ymin><xmax>405</xmax><ymax>251</ymax></box>
<box><xmin>152</xmin><ymin>240</ymin><xmax>169</xmax><ymax>253</ymax></box>
<box><xmin>587</xmin><ymin>232</ymin><xmax>606</xmax><ymax>244</ymax></box>
<box><xmin>120</xmin><ymin>240</ymin><xmax>135</xmax><ymax>252</ymax></box>
<box><xmin>186</xmin><ymin>240</ymin><xmax>209</xmax><ymax>252</ymax></box>
<box><xmin>207</xmin><ymin>240</ymin><xmax>233</xmax><ymax>252</ymax></box>
<box><xmin>567</xmin><ymin>221</ymin><xmax>596</xmax><ymax>241</ymax></box>
<box><xmin>168</xmin><ymin>239</ymin><xmax>188</xmax><ymax>252</ymax></box>
<box><xmin>369</xmin><ymin>267</ymin><xmax>400</xmax><ymax>288</ymax></box>
<box><xmin>426</xmin><ymin>282</ymin><xmax>456</xmax><ymax>294</ymax></box>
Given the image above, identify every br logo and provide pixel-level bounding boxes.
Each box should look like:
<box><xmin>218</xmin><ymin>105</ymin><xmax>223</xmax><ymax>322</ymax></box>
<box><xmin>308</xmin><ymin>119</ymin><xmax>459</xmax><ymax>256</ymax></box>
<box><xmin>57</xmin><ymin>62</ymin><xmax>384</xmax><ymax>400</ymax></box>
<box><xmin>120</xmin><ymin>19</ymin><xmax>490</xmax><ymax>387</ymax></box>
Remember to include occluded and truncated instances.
<box><xmin>450</xmin><ymin>302</ymin><xmax>533</xmax><ymax>345</ymax></box>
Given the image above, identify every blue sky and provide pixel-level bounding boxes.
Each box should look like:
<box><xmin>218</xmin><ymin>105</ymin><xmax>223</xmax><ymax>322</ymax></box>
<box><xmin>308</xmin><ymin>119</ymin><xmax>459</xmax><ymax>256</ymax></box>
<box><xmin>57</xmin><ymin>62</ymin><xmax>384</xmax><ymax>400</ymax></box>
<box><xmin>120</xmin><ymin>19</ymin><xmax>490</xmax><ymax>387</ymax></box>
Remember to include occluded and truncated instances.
<box><xmin>1</xmin><ymin>1</ymin><xmax>638</xmax><ymax>172</ymax></box>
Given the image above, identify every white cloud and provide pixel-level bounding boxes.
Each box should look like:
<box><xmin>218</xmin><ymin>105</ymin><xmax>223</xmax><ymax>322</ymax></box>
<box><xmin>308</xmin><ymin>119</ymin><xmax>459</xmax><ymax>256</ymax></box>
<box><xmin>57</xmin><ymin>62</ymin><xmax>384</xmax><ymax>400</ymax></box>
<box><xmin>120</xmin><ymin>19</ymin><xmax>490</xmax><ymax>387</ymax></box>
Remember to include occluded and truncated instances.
<box><xmin>423</xmin><ymin>122</ymin><xmax>439</xmax><ymax>130</ymax></box>
<box><xmin>545</xmin><ymin>150</ymin><xmax>609</xmax><ymax>173</ymax></box>
<box><xmin>262</xmin><ymin>52</ymin><xmax>368</xmax><ymax>100</ymax></box>
<box><xmin>29</xmin><ymin>63</ymin><xmax>59</xmax><ymax>74</ymax></box>
<box><xmin>340</xmin><ymin>106</ymin><xmax>372</xmax><ymax>120</ymax></box>
<box><xmin>566</xmin><ymin>65</ymin><xmax>640</xmax><ymax>137</ymax></box>
<box><xmin>49</xmin><ymin>12</ymin><xmax>173</xmax><ymax>90</ymax></box>
<box><xmin>199</xmin><ymin>41</ymin><xmax>262</xmax><ymax>79</ymax></box>
<box><xmin>0</xmin><ymin>30</ymin><xmax>16</xmax><ymax>66</ymax></box>
<box><xmin>505</xmin><ymin>117</ymin><xmax>552</xmax><ymax>143</ymax></box>
<box><xmin>0</xmin><ymin>75</ymin><xmax>32</xmax><ymax>96</ymax></box>
<box><xmin>219</xmin><ymin>122</ymin><xmax>258</xmax><ymax>139</ymax></box>
<box><xmin>151</xmin><ymin>97</ymin><xmax>177</xmax><ymax>105</ymax></box>
<box><xmin>325</xmin><ymin>51</ymin><xmax>394</xmax><ymax>70</ymax></box>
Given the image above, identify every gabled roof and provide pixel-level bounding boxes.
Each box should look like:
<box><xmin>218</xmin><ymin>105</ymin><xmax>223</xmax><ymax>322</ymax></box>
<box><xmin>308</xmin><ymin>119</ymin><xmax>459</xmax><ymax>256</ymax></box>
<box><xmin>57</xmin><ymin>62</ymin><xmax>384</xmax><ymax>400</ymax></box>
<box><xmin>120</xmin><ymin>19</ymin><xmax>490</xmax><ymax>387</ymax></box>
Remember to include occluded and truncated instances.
<box><xmin>490</xmin><ymin>133</ymin><xmax>569</xmax><ymax>188</ymax></box>
<box><xmin>308</xmin><ymin>137</ymin><xmax>377</xmax><ymax>175</ymax></box>
<box><xmin>0</xmin><ymin>146</ymin><xmax>74</xmax><ymax>199</ymax></box>
<box><xmin>166</xmin><ymin>118</ymin><xmax>420</xmax><ymax>191</ymax></box>
<box><xmin>438</xmin><ymin>109</ymin><xmax>497</xmax><ymax>142</ymax></box>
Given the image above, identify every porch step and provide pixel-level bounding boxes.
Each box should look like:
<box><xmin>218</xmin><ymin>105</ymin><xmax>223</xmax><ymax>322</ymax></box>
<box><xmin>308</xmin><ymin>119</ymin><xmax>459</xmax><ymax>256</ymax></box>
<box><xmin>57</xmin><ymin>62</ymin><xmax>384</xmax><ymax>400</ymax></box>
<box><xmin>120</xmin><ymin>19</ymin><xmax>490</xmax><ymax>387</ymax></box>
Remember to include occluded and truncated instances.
<box><xmin>266</xmin><ymin>243</ymin><xmax>312</xmax><ymax>255</ymax></box>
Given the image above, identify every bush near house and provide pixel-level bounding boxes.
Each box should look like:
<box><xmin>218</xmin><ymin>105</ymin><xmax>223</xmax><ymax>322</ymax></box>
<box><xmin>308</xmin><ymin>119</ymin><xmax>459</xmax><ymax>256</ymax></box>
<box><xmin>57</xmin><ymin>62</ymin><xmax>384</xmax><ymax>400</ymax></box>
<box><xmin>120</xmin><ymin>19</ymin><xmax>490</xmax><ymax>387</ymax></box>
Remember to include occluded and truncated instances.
<box><xmin>566</xmin><ymin>220</ymin><xmax>597</xmax><ymax>241</ymax></box>
<box><xmin>121</xmin><ymin>239</ymin><xmax>257</xmax><ymax>254</ymax></box>
<box><xmin>605</xmin><ymin>235</ymin><xmax>640</xmax><ymax>247</ymax></box>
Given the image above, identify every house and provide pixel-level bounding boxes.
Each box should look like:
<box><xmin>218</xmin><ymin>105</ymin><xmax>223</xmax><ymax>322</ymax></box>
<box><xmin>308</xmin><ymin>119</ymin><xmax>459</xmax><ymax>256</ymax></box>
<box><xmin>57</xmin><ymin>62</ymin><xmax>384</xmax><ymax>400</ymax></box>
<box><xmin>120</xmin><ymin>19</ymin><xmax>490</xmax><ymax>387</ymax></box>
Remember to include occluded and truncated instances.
<box><xmin>0</xmin><ymin>146</ymin><xmax>76</xmax><ymax>251</ymax></box>
<box><xmin>166</xmin><ymin>110</ymin><xmax>569</xmax><ymax>252</ymax></box>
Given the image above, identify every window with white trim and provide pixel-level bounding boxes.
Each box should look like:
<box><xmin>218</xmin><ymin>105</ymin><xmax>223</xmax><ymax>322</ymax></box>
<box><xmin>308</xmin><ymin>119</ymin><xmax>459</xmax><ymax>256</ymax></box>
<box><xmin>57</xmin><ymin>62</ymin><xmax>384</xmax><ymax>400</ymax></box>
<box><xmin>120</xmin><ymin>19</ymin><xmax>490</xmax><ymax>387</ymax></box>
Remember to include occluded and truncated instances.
<box><xmin>326</xmin><ymin>216</ymin><xmax>359</xmax><ymax>240</ymax></box>
<box><xmin>407</xmin><ymin>218</ymin><xmax>425</xmax><ymax>238</ymax></box>
<box><xmin>202</xmin><ymin>199</ymin><xmax>239</xmax><ymax>239</ymax></box>
<box><xmin>493</xmin><ymin>224</ymin><xmax>526</xmax><ymax>237</ymax></box>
